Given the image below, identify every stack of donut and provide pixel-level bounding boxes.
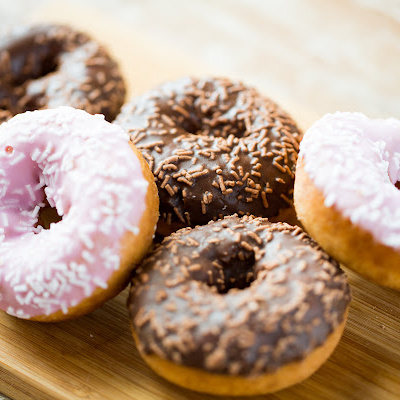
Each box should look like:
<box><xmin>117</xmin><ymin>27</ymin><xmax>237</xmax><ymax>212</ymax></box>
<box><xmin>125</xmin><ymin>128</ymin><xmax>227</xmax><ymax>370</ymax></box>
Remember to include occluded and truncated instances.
<box><xmin>118</xmin><ymin>77</ymin><xmax>351</xmax><ymax>395</ymax></box>
<box><xmin>0</xmin><ymin>23</ymin><xmax>353</xmax><ymax>397</ymax></box>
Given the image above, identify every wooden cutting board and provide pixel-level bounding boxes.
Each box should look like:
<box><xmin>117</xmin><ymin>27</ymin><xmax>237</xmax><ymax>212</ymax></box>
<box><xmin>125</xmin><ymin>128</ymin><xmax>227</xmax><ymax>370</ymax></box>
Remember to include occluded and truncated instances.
<box><xmin>1</xmin><ymin>268</ymin><xmax>399</xmax><ymax>400</ymax></box>
<box><xmin>1</xmin><ymin>2</ymin><xmax>400</xmax><ymax>399</ymax></box>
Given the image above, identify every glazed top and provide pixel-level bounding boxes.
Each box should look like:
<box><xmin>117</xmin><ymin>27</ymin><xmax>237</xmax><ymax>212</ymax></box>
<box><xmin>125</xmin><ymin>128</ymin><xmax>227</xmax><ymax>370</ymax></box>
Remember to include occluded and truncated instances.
<box><xmin>0</xmin><ymin>24</ymin><xmax>126</xmax><ymax>122</ymax></box>
<box><xmin>128</xmin><ymin>215</ymin><xmax>350</xmax><ymax>376</ymax></box>
<box><xmin>299</xmin><ymin>112</ymin><xmax>400</xmax><ymax>250</ymax></box>
<box><xmin>116</xmin><ymin>77</ymin><xmax>302</xmax><ymax>233</ymax></box>
<box><xmin>0</xmin><ymin>107</ymin><xmax>148</xmax><ymax>319</ymax></box>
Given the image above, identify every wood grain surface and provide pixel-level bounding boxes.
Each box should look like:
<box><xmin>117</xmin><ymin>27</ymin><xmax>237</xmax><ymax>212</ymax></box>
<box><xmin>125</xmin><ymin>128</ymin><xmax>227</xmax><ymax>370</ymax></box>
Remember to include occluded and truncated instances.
<box><xmin>0</xmin><ymin>1</ymin><xmax>400</xmax><ymax>399</ymax></box>
<box><xmin>0</xmin><ymin>268</ymin><xmax>399</xmax><ymax>400</ymax></box>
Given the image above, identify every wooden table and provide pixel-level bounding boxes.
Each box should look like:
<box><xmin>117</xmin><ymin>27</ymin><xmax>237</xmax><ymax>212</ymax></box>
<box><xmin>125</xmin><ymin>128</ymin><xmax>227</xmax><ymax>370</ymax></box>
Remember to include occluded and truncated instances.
<box><xmin>0</xmin><ymin>1</ymin><xmax>399</xmax><ymax>399</ymax></box>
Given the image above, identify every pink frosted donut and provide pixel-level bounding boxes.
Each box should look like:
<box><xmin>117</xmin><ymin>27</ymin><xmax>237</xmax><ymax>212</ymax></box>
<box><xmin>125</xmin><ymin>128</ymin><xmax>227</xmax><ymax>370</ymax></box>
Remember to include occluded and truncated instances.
<box><xmin>294</xmin><ymin>112</ymin><xmax>400</xmax><ymax>289</ymax></box>
<box><xmin>0</xmin><ymin>107</ymin><xmax>159</xmax><ymax>321</ymax></box>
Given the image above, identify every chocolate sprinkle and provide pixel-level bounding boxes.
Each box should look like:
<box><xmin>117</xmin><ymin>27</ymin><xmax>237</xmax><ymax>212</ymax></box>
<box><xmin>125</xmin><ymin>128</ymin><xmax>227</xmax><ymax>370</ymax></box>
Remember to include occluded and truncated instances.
<box><xmin>0</xmin><ymin>24</ymin><xmax>126</xmax><ymax>122</ymax></box>
<box><xmin>128</xmin><ymin>215</ymin><xmax>351</xmax><ymax>376</ymax></box>
<box><xmin>116</xmin><ymin>77</ymin><xmax>302</xmax><ymax>235</ymax></box>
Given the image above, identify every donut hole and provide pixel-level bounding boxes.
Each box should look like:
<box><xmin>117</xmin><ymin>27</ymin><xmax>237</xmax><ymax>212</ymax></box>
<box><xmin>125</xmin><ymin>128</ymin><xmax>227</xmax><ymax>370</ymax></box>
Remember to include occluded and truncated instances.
<box><xmin>7</xmin><ymin>36</ymin><xmax>61</xmax><ymax>86</ymax></box>
<box><xmin>35</xmin><ymin>191</ymin><xmax>62</xmax><ymax>230</ymax></box>
<box><xmin>0</xmin><ymin>43</ymin><xmax>60</xmax><ymax>116</ymax></box>
<box><xmin>395</xmin><ymin>181</ymin><xmax>400</xmax><ymax>190</ymax></box>
<box><xmin>178</xmin><ymin>113</ymin><xmax>201</xmax><ymax>136</ymax></box>
<box><xmin>174</xmin><ymin>107</ymin><xmax>248</xmax><ymax>139</ymax></box>
<box><xmin>165</xmin><ymin>85</ymin><xmax>248</xmax><ymax>139</ymax></box>
<box><xmin>36</xmin><ymin>204</ymin><xmax>62</xmax><ymax>230</ymax></box>
<box><xmin>203</xmin><ymin>245</ymin><xmax>256</xmax><ymax>294</ymax></box>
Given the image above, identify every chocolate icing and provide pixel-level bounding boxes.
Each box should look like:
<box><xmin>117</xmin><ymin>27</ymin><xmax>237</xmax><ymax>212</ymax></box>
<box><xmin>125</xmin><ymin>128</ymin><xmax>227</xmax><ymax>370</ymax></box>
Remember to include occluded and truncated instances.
<box><xmin>128</xmin><ymin>215</ymin><xmax>351</xmax><ymax>376</ymax></box>
<box><xmin>116</xmin><ymin>77</ymin><xmax>302</xmax><ymax>235</ymax></box>
<box><xmin>0</xmin><ymin>24</ymin><xmax>125</xmax><ymax>122</ymax></box>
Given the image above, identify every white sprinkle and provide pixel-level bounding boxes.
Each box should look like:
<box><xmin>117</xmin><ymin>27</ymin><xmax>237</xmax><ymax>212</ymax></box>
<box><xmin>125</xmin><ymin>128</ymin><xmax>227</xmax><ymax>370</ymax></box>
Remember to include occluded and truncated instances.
<box><xmin>0</xmin><ymin>199</ymin><xmax>19</xmax><ymax>207</ymax></box>
<box><xmin>93</xmin><ymin>277</ymin><xmax>108</xmax><ymax>289</ymax></box>
<box><xmin>31</xmin><ymin>148</ymin><xmax>41</xmax><ymax>162</ymax></box>
<box><xmin>31</xmin><ymin>205</ymin><xmax>41</xmax><ymax>218</ymax></box>
<box><xmin>99</xmin><ymin>221</ymin><xmax>113</xmax><ymax>235</ymax></box>
<box><xmin>0</xmin><ymin>186</ymin><xmax>8</xmax><ymax>199</ymax></box>
<box><xmin>0</xmin><ymin>178</ymin><xmax>11</xmax><ymax>185</ymax></box>
<box><xmin>82</xmin><ymin>250</ymin><xmax>95</xmax><ymax>264</ymax></box>
<box><xmin>100</xmin><ymin>248</ymin><xmax>120</xmax><ymax>270</ymax></box>
<box><xmin>61</xmin><ymin>302</ymin><xmax>68</xmax><ymax>314</ymax></box>
<box><xmin>47</xmin><ymin>151</ymin><xmax>63</xmax><ymax>162</ymax></box>
<box><xmin>4</xmin><ymin>269</ymin><xmax>16</xmax><ymax>283</ymax></box>
<box><xmin>14</xmin><ymin>224</ymin><xmax>33</xmax><ymax>233</ymax></box>
<box><xmin>79</xmin><ymin>231</ymin><xmax>94</xmax><ymax>249</ymax></box>
<box><xmin>24</xmin><ymin>291</ymin><xmax>34</xmax><ymax>305</ymax></box>
<box><xmin>16</xmin><ymin>295</ymin><xmax>27</xmax><ymax>305</ymax></box>
<box><xmin>53</xmin><ymin>169</ymin><xmax>60</xmax><ymax>185</ymax></box>
<box><xmin>13</xmin><ymin>284</ymin><xmax>28</xmax><ymax>293</ymax></box>
<box><xmin>9</xmin><ymin>269</ymin><xmax>21</xmax><ymax>286</ymax></box>
<box><xmin>1</xmin><ymin>213</ymin><xmax>8</xmax><ymax>227</ymax></box>
<box><xmin>34</xmin><ymin>175</ymin><xmax>45</xmax><ymax>191</ymax></box>
<box><xmin>37</xmin><ymin>143</ymin><xmax>53</xmax><ymax>163</ymax></box>
<box><xmin>69</xmin><ymin>278</ymin><xmax>92</xmax><ymax>296</ymax></box>
<box><xmin>12</xmin><ymin>188</ymin><xmax>24</xmax><ymax>195</ymax></box>
<box><xmin>16</xmin><ymin>309</ymin><xmax>29</xmax><ymax>318</ymax></box>
<box><xmin>6</xmin><ymin>307</ymin><xmax>15</xmax><ymax>316</ymax></box>
<box><xmin>60</xmin><ymin>158</ymin><xmax>73</xmax><ymax>172</ymax></box>
<box><xmin>46</xmin><ymin>279</ymin><xmax>60</xmax><ymax>295</ymax></box>
<box><xmin>126</xmin><ymin>224</ymin><xmax>140</xmax><ymax>235</ymax></box>
<box><xmin>101</xmin><ymin>205</ymin><xmax>115</xmax><ymax>215</ymax></box>
<box><xmin>33</xmin><ymin>297</ymin><xmax>61</xmax><ymax>307</ymax></box>
<box><xmin>25</xmin><ymin>184</ymin><xmax>36</xmax><ymax>201</ymax></box>
<box><xmin>56</xmin><ymin>201</ymin><xmax>64</xmax><ymax>217</ymax></box>
<box><xmin>69</xmin><ymin>262</ymin><xmax>79</xmax><ymax>271</ymax></box>
<box><xmin>90</xmin><ymin>209</ymin><xmax>101</xmax><ymax>221</ymax></box>
<box><xmin>30</xmin><ymin>280</ymin><xmax>44</xmax><ymax>295</ymax></box>
<box><xmin>9</xmin><ymin>152</ymin><xmax>26</xmax><ymax>166</ymax></box>
<box><xmin>43</xmin><ymin>163</ymin><xmax>58</xmax><ymax>175</ymax></box>
<box><xmin>33</xmin><ymin>225</ymin><xmax>43</xmax><ymax>234</ymax></box>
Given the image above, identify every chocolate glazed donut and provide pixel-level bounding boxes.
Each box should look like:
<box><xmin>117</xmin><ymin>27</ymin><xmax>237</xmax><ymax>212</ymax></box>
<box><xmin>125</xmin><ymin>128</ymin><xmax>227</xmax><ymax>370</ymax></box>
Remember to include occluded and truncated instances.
<box><xmin>128</xmin><ymin>215</ymin><xmax>351</xmax><ymax>395</ymax></box>
<box><xmin>116</xmin><ymin>77</ymin><xmax>302</xmax><ymax>235</ymax></box>
<box><xmin>0</xmin><ymin>24</ymin><xmax>126</xmax><ymax>122</ymax></box>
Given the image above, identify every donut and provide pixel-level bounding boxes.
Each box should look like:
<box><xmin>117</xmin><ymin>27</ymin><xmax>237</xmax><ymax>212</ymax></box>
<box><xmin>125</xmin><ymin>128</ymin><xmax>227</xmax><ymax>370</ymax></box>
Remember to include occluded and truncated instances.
<box><xmin>0</xmin><ymin>107</ymin><xmax>159</xmax><ymax>321</ymax></box>
<box><xmin>116</xmin><ymin>77</ymin><xmax>302</xmax><ymax>236</ymax></box>
<box><xmin>0</xmin><ymin>24</ymin><xmax>126</xmax><ymax>123</ymax></box>
<box><xmin>294</xmin><ymin>112</ymin><xmax>400</xmax><ymax>290</ymax></box>
<box><xmin>128</xmin><ymin>215</ymin><xmax>350</xmax><ymax>395</ymax></box>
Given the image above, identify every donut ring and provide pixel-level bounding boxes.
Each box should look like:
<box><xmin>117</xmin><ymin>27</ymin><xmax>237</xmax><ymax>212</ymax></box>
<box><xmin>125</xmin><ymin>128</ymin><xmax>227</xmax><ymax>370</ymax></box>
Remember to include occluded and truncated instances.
<box><xmin>116</xmin><ymin>77</ymin><xmax>302</xmax><ymax>235</ymax></box>
<box><xmin>295</xmin><ymin>112</ymin><xmax>400</xmax><ymax>290</ymax></box>
<box><xmin>128</xmin><ymin>215</ymin><xmax>350</xmax><ymax>396</ymax></box>
<box><xmin>0</xmin><ymin>107</ymin><xmax>158</xmax><ymax>321</ymax></box>
<box><xmin>0</xmin><ymin>24</ymin><xmax>126</xmax><ymax>123</ymax></box>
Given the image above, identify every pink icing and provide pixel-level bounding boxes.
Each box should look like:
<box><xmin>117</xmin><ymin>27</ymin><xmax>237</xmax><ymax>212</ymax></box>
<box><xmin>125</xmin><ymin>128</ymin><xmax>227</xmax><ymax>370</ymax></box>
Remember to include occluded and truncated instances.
<box><xmin>299</xmin><ymin>112</ymin><xmax>400</xmax><ymax>250</ymax></box>
<box><xmin>0</xmin><ymin>107</ymin><xmax>148</xmax><ymax>319</ymax></box>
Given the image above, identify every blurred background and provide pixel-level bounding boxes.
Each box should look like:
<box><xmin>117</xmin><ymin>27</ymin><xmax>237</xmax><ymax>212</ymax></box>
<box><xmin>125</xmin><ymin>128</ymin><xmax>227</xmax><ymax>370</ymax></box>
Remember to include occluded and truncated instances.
<box><xmin>0</xmin><ymin>2</ymin><xmax>400</xmax><ymax>400</ymax></box>
<box><xmin>0</xmin><ymin>0</ymin><xmax>399</xmax><ymax>130</ymax></box>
